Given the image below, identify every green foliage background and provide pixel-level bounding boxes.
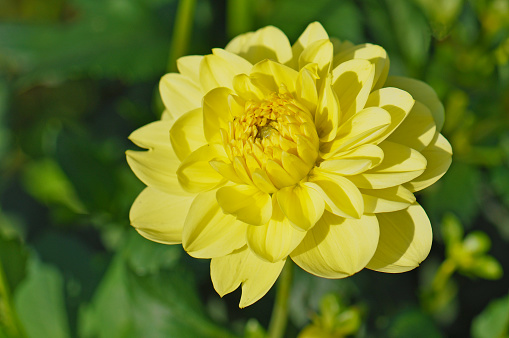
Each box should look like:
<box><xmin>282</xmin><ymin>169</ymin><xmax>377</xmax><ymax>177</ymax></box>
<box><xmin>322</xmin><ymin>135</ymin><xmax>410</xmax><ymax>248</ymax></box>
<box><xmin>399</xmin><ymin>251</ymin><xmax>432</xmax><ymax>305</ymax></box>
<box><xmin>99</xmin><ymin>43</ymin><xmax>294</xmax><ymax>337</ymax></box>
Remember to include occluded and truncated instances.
<box><xmin>1</xmin><ymin>0</ymin><xmax>508</xmax><ymax>337</ymax></box>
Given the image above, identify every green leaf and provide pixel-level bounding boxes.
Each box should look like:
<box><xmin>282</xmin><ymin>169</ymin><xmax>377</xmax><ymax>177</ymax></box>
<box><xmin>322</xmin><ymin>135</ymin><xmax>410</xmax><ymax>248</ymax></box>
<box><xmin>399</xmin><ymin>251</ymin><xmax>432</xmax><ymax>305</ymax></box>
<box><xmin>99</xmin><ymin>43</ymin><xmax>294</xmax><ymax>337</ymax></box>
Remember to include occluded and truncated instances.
<box><xmin>441</xmin><ymin>213</ymin><xmax>464</xmax><ymax>248</ymax></box>
<box><xmin>388</xmin><ymin>308</ymin><xmax>444</xmax><ymax>338</ymax></box>
<box><xmin>79</xmin><ymin>253</ymin><xmax>237</xmax><ymax>338</ymax></box>
<box><xmin>14</xmin><ymin>259</ymin><xmax>71</xmax><ymax>338</ymax></box>
<box><xmin>471</xmin><ymin>293</ymin><xmax>509</xmax><ymax>338</ymax></box>
<box><xmin>0</xmin><ymin>235</ymin><xmax>28</xmax><ymax>294</ymax></box>
<box><xmin>462</xmin><ymin>231</ymin><xmax>491</xmax><ymax>255</ymax></box>
<box><xmin>468</xmin><ymin>256</ymin><xmax>504</xmax><ymax>280</ymax></box>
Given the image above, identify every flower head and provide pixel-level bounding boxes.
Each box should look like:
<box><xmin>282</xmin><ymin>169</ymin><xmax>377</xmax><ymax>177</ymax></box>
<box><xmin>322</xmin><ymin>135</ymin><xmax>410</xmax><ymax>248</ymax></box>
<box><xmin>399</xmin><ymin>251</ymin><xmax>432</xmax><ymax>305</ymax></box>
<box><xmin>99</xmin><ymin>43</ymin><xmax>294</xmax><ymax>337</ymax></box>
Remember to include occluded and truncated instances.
<box><xmin>127</xmin><ymin>22</ymin><xmax>452</xmax><ymax>307</ymax></box>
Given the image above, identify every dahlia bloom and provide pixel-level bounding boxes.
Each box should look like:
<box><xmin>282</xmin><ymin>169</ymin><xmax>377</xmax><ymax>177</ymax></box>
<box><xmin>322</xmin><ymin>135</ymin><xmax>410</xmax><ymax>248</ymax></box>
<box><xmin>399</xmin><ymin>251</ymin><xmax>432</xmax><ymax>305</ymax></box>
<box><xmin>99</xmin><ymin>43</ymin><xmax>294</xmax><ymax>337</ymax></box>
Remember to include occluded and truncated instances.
<box><xmin>127</xmin><ymin>22</ymin><xmax>452</xmax><ymax>307</ymax></box>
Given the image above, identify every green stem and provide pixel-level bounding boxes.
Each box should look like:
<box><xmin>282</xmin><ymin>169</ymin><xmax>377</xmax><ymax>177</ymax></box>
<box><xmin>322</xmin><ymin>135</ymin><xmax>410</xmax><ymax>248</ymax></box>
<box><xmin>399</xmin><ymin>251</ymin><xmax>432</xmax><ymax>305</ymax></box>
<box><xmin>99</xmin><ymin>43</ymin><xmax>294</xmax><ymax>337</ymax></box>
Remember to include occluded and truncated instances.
<box><xmin>267</xmin><ymin>260</ymin><xmax>293</xmax><ymax>338</ymax></box>
<box><xmin>226</xmin><ymin>0</ymin><xmax>253</xmax><ymax>38</ymax></box>
<box><xmin>167</xmin><ymin>0</ymin><xmax>196</xmax><ymax>72</ymax></box>
<box><xmin>0</xmin><ymin>258</ymin><xmax>25</xmax><ymax>338</ymax></box>
<box><xmin>431</xmin><ymin>258</ymin><xmax>456</xmax><ymax>291</ymax></box>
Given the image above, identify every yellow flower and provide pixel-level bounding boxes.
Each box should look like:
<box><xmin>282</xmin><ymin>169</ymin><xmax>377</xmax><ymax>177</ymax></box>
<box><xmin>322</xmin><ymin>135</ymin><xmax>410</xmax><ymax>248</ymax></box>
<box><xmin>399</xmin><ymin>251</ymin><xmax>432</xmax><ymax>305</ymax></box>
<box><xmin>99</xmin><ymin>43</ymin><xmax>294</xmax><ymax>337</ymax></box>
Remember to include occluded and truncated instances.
<box><xmin>126</xmin><ymin>22</ymin><xmax>452</xmax><ymax>308</ymax></box>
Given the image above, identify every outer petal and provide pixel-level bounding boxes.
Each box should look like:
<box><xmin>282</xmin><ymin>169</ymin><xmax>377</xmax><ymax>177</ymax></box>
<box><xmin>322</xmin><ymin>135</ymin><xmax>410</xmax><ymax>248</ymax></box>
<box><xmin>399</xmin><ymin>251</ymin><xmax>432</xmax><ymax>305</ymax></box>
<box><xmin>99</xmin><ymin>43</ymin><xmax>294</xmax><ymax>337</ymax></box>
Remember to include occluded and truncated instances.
<box><xmin>315</xmin><ymin>74</ymin><xmax>340</xmax><ymax>142</ymax></box>
<box><xmin>126</xmin><ymin>121</ymin><xmax>182</xmax><ymax>195</ymax></box>
<box><xmin>361</xmin><ymin>185</ymin><xmax>416</xmax><ymax>213</ymax></box>
<box><xmin>290</xmin><ymin>21</ymin><xmax>329</xmax><ymax>68</ymax></box>
<box><xmin>247</xmin><ymin>198</ymin><xmax>307</xmax><ymax>262</ymax></box>
<box><xmin>332</xmin><ymin>59</ymin><xmax>376</xmax><ymax>121</ymax></box>
<box><xmin>177</xmin><ymin>55</ymin><xmax>203</xmax><ymax>86</ymax></box>
<box><xmin>200</xmin><ymin>52</ymin><xmax>251</xmax><ymax>93</ymax></box>
<box><xmin>296</xmin><ymin>63</ymin><xmax>319</xmax><ymax>113</ymax></box>
<box><xmin>177</xmin><ymin>144</ymin><xmax>228</xmax><ymax>193</ymax></box>
<box><xmin>364</xmin><ymin>87</ymin><xmax>415</xmax><ymax>143</ymax></box>
<box><xmin>404</xmin><ymin>133</ymin><xmax>452</xmax><ymax>192</ymax></box>
<box><xmin>307</xmin><ymin>170</ymin><xmax>364</xmax><ymax>219</ymax></box>
<box><xmin>319</xmin><ymin>144</ymin><xmax>384</xmax><ymax>175</ymax></box>
<box><xmin>216</xmin><ymin>185</ymin><xmax>272</xmax><ymax>226</ymax></box>
<box><xmin>250</xmin><ymin>59</ymin><xmax>299</xmax><ymax>94</ymax></box>
<box><xmin>182</xmin><ymin>189</ymin><xmax>248</xmax><ymax>258</ymax></box>
<box><xmin>322</xmin><ymin>106</ymin><xmax>391</xmax><ymax>157</ymax></box>
<box><xmin>275</xmin><ymin>183</ymin><xmax>325</xmax><ymax>231</ymax></box>
<box><xmin>130</xmin><ymin>187</ymin><xmax>194</xmax><ymax>244</ymax></box>
<box><xmin>333</xmin><ymin>44</ymin><xmax>389</xmax><ymax>90</ymax></box>
<box><xmin>225</xmin><ymin>26</ymin><xmax>292</xmax><ymax>65</ymax></box>
<box><xmin>347</xmin><ymin>141</ymin><xmax>427</xmax><ymax>189</ymax></box>
<box><xmin>170</xmin><ymin>108</ymin><xmax>207</xmax><ymax>161</ymax></box>
<box><xmin>367</xmin><ymin>203</ymin><xmax>432</xmax><ymax>272</ymax></box>
<box><xmin>385</xmin><ymin>76</ymin><xmax>445</xmax><ymax>131</ymax></box>
<box><xmin>160</xmin><ymin>73</ymin><xmax>202</xmax><ymax>120</ymax></box>
<box><xmin>211</xmin><ymin>246</ymin><xmax>286</xmax><ymax>308</ymax></box>
<box><xmin>387</xmin><ymin>101</ymin><xmax>436</xmax><ymax>151</ymax></box>
<box><xmin>291</xmin><ymin>212</ymin><xmax>379</xmax><ymax>278</ymax></box>
<box><xmin>299</xmin><ymin>39</ymin><xmax>334</xmax><ymax>78</ymax></box>
<box><xmin>203</xmin><ymin>87</ymin><xmax>234</xmax><ymax>143</ymax></box>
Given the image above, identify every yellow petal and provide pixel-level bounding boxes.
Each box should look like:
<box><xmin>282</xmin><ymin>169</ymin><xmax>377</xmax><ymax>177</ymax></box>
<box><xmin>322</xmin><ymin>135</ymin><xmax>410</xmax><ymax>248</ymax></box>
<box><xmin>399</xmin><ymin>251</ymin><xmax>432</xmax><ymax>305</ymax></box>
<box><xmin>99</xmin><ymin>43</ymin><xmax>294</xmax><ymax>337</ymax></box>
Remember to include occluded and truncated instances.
<box><xmin>299</xmin><ymin>39</ymin><xmax>334</xmax><ymax>77</ymax></box>
<box><xmin>319</xmin><ymin>144</ymin><xmax>384</xmax><ymax>175</ymax></box>
<box><xmin>332</xmin><ymin>59</ymin><xmax>375</xmax><ymax>121</ymax></box>
<box><xmin>348</xmin><ymin>141</ymin><xmax>427</xmax><ymax>189</ymax></box>
<box><xmin>170</xmin><ymin>108</ymin><xmax>207</xmax><ymax>161</ymax></box>
<box><xmin>210</xmin><ymin>246</ymin><xmax>286</xmax><ymax>308</ymax></box>
<box><xmin>307</xmin><ymin>170</ymin><xmax>364</xmax><ymax>219</ymax></box>
<box><xmin>276</xmin><ymin>183</ymin><xmax>325</xmax><ymax>231</ymax></box>
<box><xmin>252</xmin><ymin>168</ymin><xmax>278</xmax><ymax>194</ymax></box>
<box><xmin>160</xmin><ymin>73</ymin><xmax>202</xmax><ymax>120</ymax></box>
<box><xmin>216</xmin><ymin>184</ymin><xmax>272</xmax><ymax>225</ymax></box>
<box><xmin>225</xmin><ymin>26</ymin><xmax>292</xmax><ymax>65</ymax></box>
<box><xmin>281</xmin><ymin>151</ymin><xmax>310</xmax><ymax>182</ymax></box>
<box><xmin>315</xmin><ymin>75</ymin><xmax>340</xmax><ymax>142</ymax></box>
<box><xmin>183</xmin><ymin>189</ymin><xmax>248</xmax><ymax>258</ymax></box>
<box><xmin>296</xmin><ymin>64</ymin><xmax>319</xmax><ymax>113</ymax></box>
<box><xmin>130</xmin><ymin>187</ymin><xmax>194</xmax><ymax>244</ymax></box>
<box><xmin>333</xmin><ymin>43</ymin><xmax>389</xmax><ymax>90</ymax></box>
<box><xmin>361</xmin><ymin>185</ymin><xmax>416</xmax><ymax>213</ymax></box>
<box><xmin>364</xmin><ymin>87</ymin><xmax>415</xmax><ymax>142</ymax></box>
<box><xmin>387</xmin><ymin>101</ymin><xmax>436</xmax><ymax>151</ymax></box>
<box><xmin>322</xmin><ymin>106</ymin><xmax>391</xmax><ymax>156</ymax></box>
<box><xmin>247</xmin><ymin>199</ymin><xmax>307</xmax><ymax>262</ymax></box>
<box><xmin>291</xmin><ymin>212</ymin><xmax>379</xmax><ymax>278</ymax></box>
<box><xmin>232</xmin><ymin>73</ymin><xmax>270</xmax><ymax>101</ymax></box>
<box><xmin>404</xmin><ymin>133</ymin><xmax>452</xmax><ymax>192</ymax></box>
<box><xmin>200</xmin><ymin>54</ymin><xmax>245</xmax><ymax>93</ymax></box>
<box><xmin>209</xmin><ymin>159</ymin><xmax>244</xmax><ymax>184</ymax></box>
<box><xmin>203</xmin><ymin>87</ymin><xmax>234</xmax><ymax>143</ymax></box>
<box><xmin>250</xmin><ymin>59</ymin><xmax>299</xmax><ymax>94</ymax></box>
<box><xmin>367</xmin><ymin>203</ymin><xmax>432</xmax><ymax>272</ymax></box>
<box><xmin>385</xmin><ymin>76</ymin><xmax>445</xmax><ymax>131</ymax></box>
<box><xmin>265</xmin><ymin>159</ymin><xmax>296</xmax><ymax>189</ymax></box>
<box><xmin>290</xmin><ymin>22</ymin><xmax>329</xmax><ymax>68</ymax></box>
<box><xmin>128</xmin><ymin>120</ymin><xmax>172</xmax><ymax>151</ymax></box>
<box><xmin>177</xmin><ymin>55</ymin><xmax>203</xmax><ymax>85</ymax></box>
<box><xmin>177</xmin><ymin>144</ymin><xmax>228</xmax><ymax>193</ymax></box>
<box><xmin>212</xmin><ymin>48</ymin><xmax>252</xmax><ymax>74</ymax></box>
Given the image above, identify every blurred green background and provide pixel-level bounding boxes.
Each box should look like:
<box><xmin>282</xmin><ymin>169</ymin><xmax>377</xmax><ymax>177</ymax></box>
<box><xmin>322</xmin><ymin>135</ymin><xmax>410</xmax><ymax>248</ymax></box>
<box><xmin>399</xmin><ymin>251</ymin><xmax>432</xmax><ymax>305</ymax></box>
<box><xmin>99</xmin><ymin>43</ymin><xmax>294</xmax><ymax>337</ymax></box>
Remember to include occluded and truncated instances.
<box><xmin>1</xmin><ymin>0</ymin><xmax>509</xmax><ymax>337</ymax></box>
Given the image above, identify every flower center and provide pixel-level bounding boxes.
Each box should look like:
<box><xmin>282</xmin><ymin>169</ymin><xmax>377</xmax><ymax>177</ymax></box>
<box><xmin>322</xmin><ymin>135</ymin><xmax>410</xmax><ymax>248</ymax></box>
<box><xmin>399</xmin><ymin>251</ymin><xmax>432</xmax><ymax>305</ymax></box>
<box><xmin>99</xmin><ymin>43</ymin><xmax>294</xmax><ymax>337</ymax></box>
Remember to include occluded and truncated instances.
<box><xmin>222</xmin><ymin>86</ymin><xmax>319</xmax><ymax>190</ymax></box>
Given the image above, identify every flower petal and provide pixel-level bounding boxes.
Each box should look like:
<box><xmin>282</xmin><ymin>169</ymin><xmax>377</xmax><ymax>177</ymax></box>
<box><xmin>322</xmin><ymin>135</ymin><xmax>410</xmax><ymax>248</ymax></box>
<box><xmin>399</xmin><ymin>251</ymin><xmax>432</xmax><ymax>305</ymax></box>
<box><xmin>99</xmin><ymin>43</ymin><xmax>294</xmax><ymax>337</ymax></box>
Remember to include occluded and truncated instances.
<box><xmin>211</xmin><ymin>246</ymin><xmax>286</xmax><ymax>308</ymax></box>
<box><xmin>296</xmin><ymin>64</ymin><xmax>319</xmax><ymax>113</ymax></box>
<box><xmin>225</xmin><ymin>26</ymin><xmax>292</xmax><ymax>65</ymax></box>
<box><xmin>170</xmin><ymin>108</ymin><xmax>207</xmax><ymax>161</ymax></box>
<box><xmin>130</xmin><ymin>187</ymin><xmax>194</xmax><ymax>244</ymax></box>
<box><xmin>315</xmin><ymin>74</ymin><xmax>340</xmax><ymax>142</ymax></box>
<box><xmin>367</xmin><ymin>203</ymin><xmax>432</xmax><ymax>272</ymax></box>
<box><xmin>322</xmin><ymin>106</ymin><xmax>391</xmax><ymax>156</ymax></box>
<box><xmin>291</xmin><ymin>212</ymin><xmax>379</xmax><ymax>278</ymax></box>
<box><xmin>333</xmin><ymin>43</ymin><xmax>389</xmax><ymax>90</ymax></box>
<box><xmin>319</xmin><ymin>144</ymin><xmax>384</xmax><ymax>175</ymax></box>
<box><xmin>216</xmin><ymin>184</ymin><xmax>272</xmax><ymax>225</ymax></box>
<box><xmin>247</xmin><ymin>198</ymin><xmax>307</xmax><ymax>262</ymax></box>
<box><xmin>177</xmin><ymin>55</ymin><xmax>203</xmax><ymax>86</ymax></box>
<box><xmin>404</xmin><ymin>133</ymin><xmax>452</xmax><ymax>192</ymax></box>
<box><xmin>364</xmin><ymin>87</ymin><xmax>415</xmax><ymax>143</ymax></box>
<box><xmin>203</xmin><ymin>87</ymin><xmax>234</xmax><ymax>143</ymax></box>
<box><xmin>360</xmin><ymin>185</ymin><xmax>416</xmax><ymax>213</ymax></box>
<box><xmin>250</xmin><ymin>59</ymin><xmax>299</xmax><ymax>94</ymax></box>
<box><xmin>307</xmin><ymin>170</ymin><xmax>364</xmax><ymax>219</ymax></box>
<box><xmin>290</xmin><ymin>22</ymin><xmax>329</xmax><ymax>68</ymax></box>
<box><xmin>386</xmin><ymin>101</ymin><xmax>436</xmax><ymax>151</ymax></box>
<box><xmin>160</xmin><ymin>73</ymin><xmax>202</xmax><ymax>119</ymax></box>
<box><xmin>128</xmin><ymin>120</ymin><xmax>172</xmax><ymax>151</ymax></box>
<box><xmin>200</xmin><ymin>53</ymin><xmax>249</xmax><ymax>93</ymax></box>
<box><xmin>347</xmin><ymin>141</ymin><xmax>427</xmax><ymax>189</ymax></box>
<box><xmin>385</xmin><ymin>76</ymin><xmax>445</xmax><ymax>131</ymax></box>
<box><xmin>299</xmin><ymin>39</ymin><xmax>334</xmax><ymax>77</ymax></box>
<box><xmin>232</xmin><ymin>73</ymin><xmax>271</xmax><ymax>101</ymax></box>
<box><xmin>183</xmin><ymin>189</ymin><xmax>248</xmax><ymax>258</ymax></box>
<box><xmin>332</xmin><ymin>59</ymin><xmax>376</xmax><ymax>121</ymax></box>
<box><xmin>276</xmin><ymin>183</ymin><xmax>325</xmax><ymax>231</ymax></box>
<box><xmin>177</xmin><ymin>144</ymin><xmax>228</xmax><ymax>193</ymax></box>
